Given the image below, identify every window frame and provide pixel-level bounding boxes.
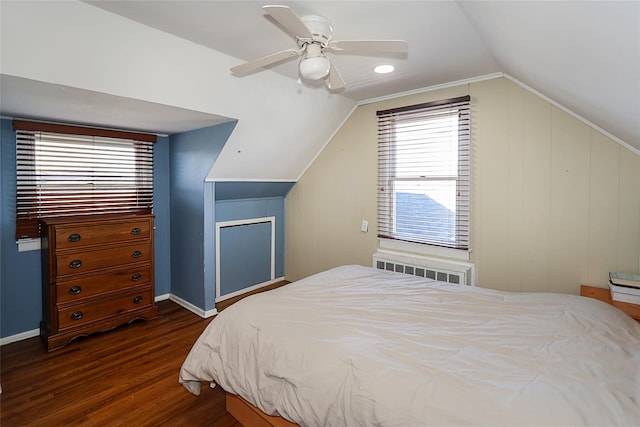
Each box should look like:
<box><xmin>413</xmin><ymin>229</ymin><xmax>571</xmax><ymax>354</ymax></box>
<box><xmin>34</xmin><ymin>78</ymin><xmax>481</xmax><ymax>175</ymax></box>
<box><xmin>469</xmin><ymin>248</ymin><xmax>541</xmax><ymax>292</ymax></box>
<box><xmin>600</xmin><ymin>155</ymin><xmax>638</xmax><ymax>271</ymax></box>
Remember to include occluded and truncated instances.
<box><xmin>376</xmin><ymin>95</ymin><xmax>471</xmax><ymax>251</ymax></box>
<box><xmin>14</xmin><ymin>120</ymin><xmax>156</xmax><ymax>239</ymax></box>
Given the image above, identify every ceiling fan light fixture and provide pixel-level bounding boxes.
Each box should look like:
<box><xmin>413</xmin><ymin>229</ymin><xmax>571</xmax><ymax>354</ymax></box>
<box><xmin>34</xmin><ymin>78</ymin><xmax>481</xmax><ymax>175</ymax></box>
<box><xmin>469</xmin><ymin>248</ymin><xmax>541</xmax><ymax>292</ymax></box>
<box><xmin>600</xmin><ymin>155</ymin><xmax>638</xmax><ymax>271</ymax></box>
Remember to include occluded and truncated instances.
<box><xmin>232</xmin><ymin>5</ymin><xmax>408</xmax><ymax>91</ymax></box>
<box><xmin>374</xmin><ymin>64</ymin><xmax>395</xmax><ymax>74</ymax></box>
<box><xmin>299</xmin><ymin>56</ymin><xmax>331</xmax><ymax>80</ymax></box>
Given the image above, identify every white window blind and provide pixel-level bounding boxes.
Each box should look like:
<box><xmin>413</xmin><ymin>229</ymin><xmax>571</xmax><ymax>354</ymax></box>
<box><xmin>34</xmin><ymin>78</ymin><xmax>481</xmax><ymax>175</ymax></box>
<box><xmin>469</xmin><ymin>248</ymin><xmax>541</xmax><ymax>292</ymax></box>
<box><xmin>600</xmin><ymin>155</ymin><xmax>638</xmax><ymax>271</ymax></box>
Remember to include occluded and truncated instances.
<box><xmin>377</xmin><ymin>95</ymin><xmax>470</xmax><ymax>249</ymax></box>
<box><xmin>14</xmin><ymin>120</ymin><xmax>155</xmax><ymax>239</ymax></box>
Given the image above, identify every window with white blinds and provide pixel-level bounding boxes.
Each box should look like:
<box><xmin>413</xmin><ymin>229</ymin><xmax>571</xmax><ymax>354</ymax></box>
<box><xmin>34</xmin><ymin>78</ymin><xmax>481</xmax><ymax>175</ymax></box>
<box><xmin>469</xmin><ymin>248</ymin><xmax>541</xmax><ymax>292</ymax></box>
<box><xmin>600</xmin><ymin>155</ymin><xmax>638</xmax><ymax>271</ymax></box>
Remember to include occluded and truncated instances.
<box><xmin>377</xmin><ymin>95</ymin><xmax>470</xmax><ymax>250</ymax></box>
<box><xmin>14</xmin><ymin>120</ymin><xmax>155</xmax><ymax>239</ymax></box>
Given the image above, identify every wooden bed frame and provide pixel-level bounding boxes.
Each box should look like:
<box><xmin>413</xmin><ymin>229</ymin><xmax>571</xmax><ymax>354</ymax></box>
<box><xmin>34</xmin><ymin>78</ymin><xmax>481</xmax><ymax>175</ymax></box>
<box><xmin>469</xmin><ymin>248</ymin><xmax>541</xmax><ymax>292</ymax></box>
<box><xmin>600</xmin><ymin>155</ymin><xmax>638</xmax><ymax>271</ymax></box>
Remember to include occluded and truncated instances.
<box><xmin>226</xmin><ymin>393</ymin><xmax>298</xmax><ymax>427</ymax></box>
<box><xmin>219</xmin><ymin>283</ymin><xmax>297</xmax><ymax>426</ymax></box>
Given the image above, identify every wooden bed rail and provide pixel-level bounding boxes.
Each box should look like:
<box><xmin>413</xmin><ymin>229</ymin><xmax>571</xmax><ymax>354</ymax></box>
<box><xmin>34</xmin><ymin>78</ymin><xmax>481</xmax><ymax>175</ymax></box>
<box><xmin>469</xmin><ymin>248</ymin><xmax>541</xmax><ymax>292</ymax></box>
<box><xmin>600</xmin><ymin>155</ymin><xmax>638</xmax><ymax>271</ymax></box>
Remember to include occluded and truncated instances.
<box><xmin>226</xmin><ymin>393</ymin><xmax>299</xmax><ymax>427</ymax></box>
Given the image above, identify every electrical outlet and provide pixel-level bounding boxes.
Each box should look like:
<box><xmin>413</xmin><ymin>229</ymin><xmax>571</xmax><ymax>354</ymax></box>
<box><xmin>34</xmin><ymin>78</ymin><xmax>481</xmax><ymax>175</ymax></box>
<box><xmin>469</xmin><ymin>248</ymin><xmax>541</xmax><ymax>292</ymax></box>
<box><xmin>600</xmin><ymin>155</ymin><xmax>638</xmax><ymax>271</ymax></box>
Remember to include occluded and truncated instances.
<box><xmin>361</xmin><ymin>220</ymin><xmax>368</xmax><ymax>232</ymax></box>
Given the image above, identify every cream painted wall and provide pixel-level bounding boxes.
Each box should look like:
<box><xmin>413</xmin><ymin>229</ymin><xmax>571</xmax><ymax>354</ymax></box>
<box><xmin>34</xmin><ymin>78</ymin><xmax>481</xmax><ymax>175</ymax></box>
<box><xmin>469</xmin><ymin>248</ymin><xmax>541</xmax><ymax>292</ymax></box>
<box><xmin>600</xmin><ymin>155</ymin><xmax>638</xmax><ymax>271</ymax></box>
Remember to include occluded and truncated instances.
<box><xmin>285</xmin><ymin>77</ymin><xmax>640</xmax><ymax>295</ymax></box>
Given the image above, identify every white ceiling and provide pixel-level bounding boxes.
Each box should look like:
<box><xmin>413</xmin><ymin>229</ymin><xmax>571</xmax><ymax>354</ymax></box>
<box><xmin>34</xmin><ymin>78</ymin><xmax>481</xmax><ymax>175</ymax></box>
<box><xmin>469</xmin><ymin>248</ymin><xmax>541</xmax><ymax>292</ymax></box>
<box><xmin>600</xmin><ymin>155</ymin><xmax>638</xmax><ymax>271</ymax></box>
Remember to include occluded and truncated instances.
<box><xmin>1</xmin><ymin>1</ymin><xmax>639</xmax><ymax>152</ymax></box>
<box><xmin>0</xmin><ymin>75</ymin><xmax>231</xmax><ymax>135</ymax></box>
<box><xmin>86</xmin><ymin>0</ymin><xmax>501</xmax><ymax>102</ymax></box>
<box><xmin>85</xmin><ymin>0</ymin><xmax>640</xmax><ymax>151</ymax></box>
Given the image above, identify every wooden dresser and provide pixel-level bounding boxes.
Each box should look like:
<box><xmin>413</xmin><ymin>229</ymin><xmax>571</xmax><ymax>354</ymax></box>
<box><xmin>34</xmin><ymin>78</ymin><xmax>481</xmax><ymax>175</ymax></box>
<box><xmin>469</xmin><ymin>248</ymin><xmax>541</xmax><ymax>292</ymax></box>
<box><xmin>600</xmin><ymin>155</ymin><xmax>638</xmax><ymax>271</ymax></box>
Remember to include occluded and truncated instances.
<box><xmin>40</xmin><ymin>214</ymin><xmax>158</xmax><ymax>351</ymax></box>
<box><xmin>580</xmin><ymin>285</ymin><xmax>640</xmax><ymax>323</ymax></box>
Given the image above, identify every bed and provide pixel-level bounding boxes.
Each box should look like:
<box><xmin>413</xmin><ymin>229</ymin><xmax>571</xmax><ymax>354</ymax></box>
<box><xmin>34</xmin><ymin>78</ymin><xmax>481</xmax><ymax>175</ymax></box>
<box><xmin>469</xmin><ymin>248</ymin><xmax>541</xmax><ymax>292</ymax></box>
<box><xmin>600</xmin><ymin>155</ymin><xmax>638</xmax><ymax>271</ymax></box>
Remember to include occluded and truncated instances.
<box><xmin>179</xmin><ymin>264</ymin><xmax>640</xmax><ymax>426</ymax></box>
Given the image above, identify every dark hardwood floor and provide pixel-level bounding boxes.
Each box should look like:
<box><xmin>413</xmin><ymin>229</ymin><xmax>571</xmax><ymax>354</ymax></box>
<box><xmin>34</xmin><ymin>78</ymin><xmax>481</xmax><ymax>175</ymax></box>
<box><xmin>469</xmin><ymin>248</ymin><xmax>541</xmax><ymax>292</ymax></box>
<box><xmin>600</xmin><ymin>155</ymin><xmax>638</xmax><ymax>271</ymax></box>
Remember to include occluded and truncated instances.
<box><xmin>1</xmin><ymin>300</ymin><xmax>241</xmax><ymax>426</ymax></box>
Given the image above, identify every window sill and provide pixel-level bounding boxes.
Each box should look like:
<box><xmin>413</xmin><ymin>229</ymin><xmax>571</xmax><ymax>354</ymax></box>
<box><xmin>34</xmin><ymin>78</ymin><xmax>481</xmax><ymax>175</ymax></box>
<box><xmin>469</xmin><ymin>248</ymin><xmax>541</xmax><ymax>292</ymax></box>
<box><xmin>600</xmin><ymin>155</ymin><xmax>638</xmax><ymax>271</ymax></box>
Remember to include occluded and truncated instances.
<box><xmin>17</xmin><ymin>238</ymin><xmax>41</xmax><ymax>252</ymax></box>
<box><xmin>378</xmin><ymin>238</ymin><xmax>470</xmax><ymax>262</ymax></box>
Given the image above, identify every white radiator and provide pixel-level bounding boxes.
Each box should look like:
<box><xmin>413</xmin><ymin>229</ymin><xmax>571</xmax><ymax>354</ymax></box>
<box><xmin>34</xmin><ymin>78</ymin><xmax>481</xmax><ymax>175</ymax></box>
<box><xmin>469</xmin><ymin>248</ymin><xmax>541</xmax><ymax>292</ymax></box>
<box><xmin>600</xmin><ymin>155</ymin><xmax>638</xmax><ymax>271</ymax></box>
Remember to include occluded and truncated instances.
<box><xmin>373</xmin><ymin>250</ymin><xmax>475</xmax><ymax>286</ymax></box>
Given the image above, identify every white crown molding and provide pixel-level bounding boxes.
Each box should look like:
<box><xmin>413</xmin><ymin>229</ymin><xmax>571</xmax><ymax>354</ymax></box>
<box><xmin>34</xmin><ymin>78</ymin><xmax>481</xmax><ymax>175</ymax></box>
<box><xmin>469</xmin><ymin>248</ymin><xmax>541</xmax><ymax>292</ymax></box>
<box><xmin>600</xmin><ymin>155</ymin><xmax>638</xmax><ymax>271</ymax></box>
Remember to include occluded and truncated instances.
<box><xmin>357</xmin><ymin>72</ymin><xmax>639</xmax><ymax>157</ymax></box>
<box><xmin>357</xmin><ymin>72</ymin><xmax>505</xmax><ymax>106</ymax></box>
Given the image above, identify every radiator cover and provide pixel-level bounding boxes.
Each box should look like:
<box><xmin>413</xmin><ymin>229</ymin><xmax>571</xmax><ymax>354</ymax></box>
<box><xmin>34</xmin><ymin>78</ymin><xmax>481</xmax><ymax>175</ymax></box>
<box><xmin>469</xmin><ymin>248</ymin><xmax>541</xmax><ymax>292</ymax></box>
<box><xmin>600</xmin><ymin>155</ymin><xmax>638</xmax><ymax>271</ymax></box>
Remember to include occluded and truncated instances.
<box><xmin>373</xmin><ymin>250</ymin><xmax>475</xmax><ymax>286</ymax></box>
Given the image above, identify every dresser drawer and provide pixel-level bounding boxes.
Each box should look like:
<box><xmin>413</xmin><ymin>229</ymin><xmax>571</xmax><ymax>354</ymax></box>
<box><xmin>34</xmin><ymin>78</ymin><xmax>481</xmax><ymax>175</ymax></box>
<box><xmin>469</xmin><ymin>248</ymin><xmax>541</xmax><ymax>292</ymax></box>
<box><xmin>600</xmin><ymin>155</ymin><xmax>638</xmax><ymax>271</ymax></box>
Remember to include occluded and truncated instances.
<box><xmin>54</xmin><ymin>218</ymin><xmax>152</xmax><ymax>249</ymax></box>
<box><xmin>56</xmin><ymin>264</ymin><xmax>152</xmax><ymax>303</ymax></box>
<box><xmin>56</xmin><ymin>243</ymin><xmax>152</xmax><ymax>276</ymax></box>
<box><xmin>41</xmin><ymin>214</ymin><xmax>157</xmax><ymax>351</ymax></box>
<box><xmin>57</xmin><ymin>286</ymin><xmax>153</xmax><ymax>330</ymax></box>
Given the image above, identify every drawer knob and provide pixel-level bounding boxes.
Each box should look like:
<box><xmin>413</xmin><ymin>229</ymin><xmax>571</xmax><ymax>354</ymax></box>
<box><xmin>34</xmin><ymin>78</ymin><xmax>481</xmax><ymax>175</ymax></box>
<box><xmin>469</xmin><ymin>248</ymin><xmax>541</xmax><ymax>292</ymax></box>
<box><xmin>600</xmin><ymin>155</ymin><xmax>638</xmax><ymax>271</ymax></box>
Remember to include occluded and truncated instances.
<box><xmin>68</xmin><ymin>233</ymin><xmax>81</xmax><ymax>242</ymax></box>
<box><xmin>69</xmin><ymin>259</ymin><xmax>82</xmax><ymax>269</ymax></box>
<box><xmin>131</xmin><ymin>227</ymin><xmax>142</xmax><ymax>235</ymax></box>
<box><xmin>70</xmin><ymin>311</ymin><xmax>84</xmax><ymax>321</ymax></box>
<box><xmin>131</xmin><ymin>250</ymin><xmax>142</xmax><ymax>259</ymax></box>
<box><xmin>131</xmin><ymin>273</ymin><xmax>142</xmax><ymax>281</ymax></box>
<box><xmin>133</xmin><ymin>296</ymin><xmax>143</xmax><ymax>304</ymax></box>
<box><xmin>69</xmin><ymin>286</ymin><xmax>82</xmax><ymax>295</ymax></box>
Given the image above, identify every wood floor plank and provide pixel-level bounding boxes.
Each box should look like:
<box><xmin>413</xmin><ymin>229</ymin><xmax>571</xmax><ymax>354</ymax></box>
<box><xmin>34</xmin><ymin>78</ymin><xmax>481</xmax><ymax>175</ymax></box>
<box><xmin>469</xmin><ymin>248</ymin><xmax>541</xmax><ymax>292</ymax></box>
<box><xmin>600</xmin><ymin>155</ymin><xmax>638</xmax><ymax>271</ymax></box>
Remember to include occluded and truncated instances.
<box><xmin>0</xmin><ymin>300</ymin><xmax>241</xmax><ymax>427</ymax></box>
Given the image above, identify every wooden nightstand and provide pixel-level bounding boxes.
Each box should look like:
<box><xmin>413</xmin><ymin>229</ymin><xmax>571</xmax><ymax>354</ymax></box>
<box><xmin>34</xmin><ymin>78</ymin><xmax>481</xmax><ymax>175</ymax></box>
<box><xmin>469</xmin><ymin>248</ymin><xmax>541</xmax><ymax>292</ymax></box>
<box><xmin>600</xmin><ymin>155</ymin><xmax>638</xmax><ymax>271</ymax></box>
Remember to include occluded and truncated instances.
<box><xmin>580</xmin><ymin>285</ymin><xmax>640</xmax><ymax>322</ymax></box>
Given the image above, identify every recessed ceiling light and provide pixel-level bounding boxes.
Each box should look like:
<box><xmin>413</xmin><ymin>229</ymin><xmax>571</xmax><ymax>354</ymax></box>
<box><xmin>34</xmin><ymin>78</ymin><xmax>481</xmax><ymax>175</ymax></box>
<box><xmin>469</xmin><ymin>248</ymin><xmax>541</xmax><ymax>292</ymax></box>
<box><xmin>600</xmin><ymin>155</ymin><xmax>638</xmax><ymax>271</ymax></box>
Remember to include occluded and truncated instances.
<box><xmin>374</xmin><ymin>64</ymin><xmax>395</xmax><ymax>74</ymax></box>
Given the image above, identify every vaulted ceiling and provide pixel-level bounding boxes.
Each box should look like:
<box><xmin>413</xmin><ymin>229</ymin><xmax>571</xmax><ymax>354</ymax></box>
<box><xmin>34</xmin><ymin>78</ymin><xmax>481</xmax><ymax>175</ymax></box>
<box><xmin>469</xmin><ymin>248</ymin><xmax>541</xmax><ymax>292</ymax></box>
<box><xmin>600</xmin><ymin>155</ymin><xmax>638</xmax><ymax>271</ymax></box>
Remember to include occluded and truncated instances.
<box><xmin>1</xmin><ymin>1</ymin><xmax>638</xmax><ymax>180</ymax></box>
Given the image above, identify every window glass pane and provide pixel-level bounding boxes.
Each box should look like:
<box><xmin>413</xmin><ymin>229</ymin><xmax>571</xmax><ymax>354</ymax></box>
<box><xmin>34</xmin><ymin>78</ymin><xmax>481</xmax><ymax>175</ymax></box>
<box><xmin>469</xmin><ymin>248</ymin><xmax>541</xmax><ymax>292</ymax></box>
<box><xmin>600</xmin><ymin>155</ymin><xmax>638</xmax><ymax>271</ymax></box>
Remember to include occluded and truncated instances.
<box><xmin>394</xmin><ymin>180</ymin><xmax>456</xmax><ymax>244</ymax></box>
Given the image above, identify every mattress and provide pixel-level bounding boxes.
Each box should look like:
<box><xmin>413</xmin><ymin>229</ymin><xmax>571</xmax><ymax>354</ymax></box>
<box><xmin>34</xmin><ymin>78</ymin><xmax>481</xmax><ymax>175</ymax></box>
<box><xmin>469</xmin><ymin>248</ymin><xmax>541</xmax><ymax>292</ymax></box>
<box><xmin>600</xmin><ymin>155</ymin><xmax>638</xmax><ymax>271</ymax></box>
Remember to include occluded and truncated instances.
<box><xmin>179</xmin><ymin>265</ymin><xmax>640</xmax><ymax>426</ymax></box>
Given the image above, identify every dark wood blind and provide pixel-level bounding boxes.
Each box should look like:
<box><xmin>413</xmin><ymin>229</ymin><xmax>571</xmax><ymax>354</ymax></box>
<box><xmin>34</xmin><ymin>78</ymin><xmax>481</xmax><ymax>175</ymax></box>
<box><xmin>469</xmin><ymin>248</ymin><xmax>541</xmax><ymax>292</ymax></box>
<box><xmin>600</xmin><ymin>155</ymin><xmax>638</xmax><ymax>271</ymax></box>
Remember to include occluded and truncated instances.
<box><xmin>14</xmin><ymin>120</ymin><xmax>156</xmax><ymax>239</ymax></box>
<box><xmin>377</xmin><ymin>96</ymin><xmax>470</xmax><ymax>249</ymax></box>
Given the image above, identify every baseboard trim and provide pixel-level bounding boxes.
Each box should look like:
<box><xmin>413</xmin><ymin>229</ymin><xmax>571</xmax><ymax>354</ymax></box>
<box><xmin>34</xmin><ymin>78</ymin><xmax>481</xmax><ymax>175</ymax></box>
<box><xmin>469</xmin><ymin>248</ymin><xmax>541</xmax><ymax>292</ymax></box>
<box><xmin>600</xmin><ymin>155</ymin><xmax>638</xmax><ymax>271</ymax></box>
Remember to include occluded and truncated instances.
<box><xmin>169</xmin><ymin>294</ymin><xmax>218</xmax><ymax>319</ymax></box>
<box><xmin>2</xmin><ymin>293</ymin><xmax>219</xmax><ymax>345</ymax></box>
<box><xmin>0</xmin><ymin>328</ymin><xmax>39</xmax><ymax>346</ymax></box>
<box><xmin>155</xmin><ymin>293</ymin><xmax>171</xmax><ymax>302</ymax></box>
<box><xmin>216</xmin><ymin>276</ymin><xmax>286</xmax><ymax>303</ymax></box>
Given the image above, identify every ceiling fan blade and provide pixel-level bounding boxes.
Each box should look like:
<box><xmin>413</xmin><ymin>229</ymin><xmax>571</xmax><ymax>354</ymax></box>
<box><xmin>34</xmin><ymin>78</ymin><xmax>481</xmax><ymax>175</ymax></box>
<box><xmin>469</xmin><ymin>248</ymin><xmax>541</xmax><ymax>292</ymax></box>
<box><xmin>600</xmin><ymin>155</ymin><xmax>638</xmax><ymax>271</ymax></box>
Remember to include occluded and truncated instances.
<box><xmin>329</xmin><ymin>40</ymin><xmax>408</xmax><ymax>53</ymax></box>
<box><xmin>263</xmin><ymin>5</ymin><xmax>313</xmax><ymax>39</ymax></box>
<box><xmin>231</xmin><ymin>48</ymin><xmax>301</xmax><ymax>76</ymax></box>
<box><xmin>326</xmin><ymin>62</ymin><xmax>345</xmax><ymax>90</ymax></box>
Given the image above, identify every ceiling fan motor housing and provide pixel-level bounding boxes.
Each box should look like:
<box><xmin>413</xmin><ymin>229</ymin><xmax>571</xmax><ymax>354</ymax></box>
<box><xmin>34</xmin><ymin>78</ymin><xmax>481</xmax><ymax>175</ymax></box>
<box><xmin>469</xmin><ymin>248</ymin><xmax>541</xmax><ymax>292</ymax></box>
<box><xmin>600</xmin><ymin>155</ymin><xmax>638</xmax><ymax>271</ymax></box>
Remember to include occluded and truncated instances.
<box><xmin>300</xmin><ymin>15</ymin><xmax>333</xmax><ymax>46</ymax></box>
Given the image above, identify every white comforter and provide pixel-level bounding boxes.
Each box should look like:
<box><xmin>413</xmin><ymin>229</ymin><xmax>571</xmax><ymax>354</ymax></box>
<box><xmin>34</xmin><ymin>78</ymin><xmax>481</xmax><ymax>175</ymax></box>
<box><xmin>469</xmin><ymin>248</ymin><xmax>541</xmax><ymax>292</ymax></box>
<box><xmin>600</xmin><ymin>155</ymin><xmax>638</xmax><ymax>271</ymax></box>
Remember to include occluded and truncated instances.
<box><xmin>179</xmin><ymin>265</ymin><xmax>640</xmax><ymax>426</ymax></box>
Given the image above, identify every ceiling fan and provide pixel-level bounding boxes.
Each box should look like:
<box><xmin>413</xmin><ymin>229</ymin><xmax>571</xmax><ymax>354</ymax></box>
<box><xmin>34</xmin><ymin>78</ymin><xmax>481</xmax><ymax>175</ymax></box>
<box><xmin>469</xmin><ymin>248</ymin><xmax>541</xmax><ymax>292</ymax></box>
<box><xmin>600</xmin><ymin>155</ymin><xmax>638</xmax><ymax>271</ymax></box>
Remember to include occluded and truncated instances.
<box><xmin>230</xmin><ymin>5</ymin><xmax>408</xmax><ymax>90</ymax></box>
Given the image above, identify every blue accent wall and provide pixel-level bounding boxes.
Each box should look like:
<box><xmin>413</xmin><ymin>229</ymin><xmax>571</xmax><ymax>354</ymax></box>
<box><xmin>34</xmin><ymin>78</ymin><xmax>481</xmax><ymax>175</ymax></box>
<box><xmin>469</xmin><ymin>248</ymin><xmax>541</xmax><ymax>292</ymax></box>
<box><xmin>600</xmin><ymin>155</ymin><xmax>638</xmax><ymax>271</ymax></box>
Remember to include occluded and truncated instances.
<box><xmin>203</xmin><ymin>181</ymin><xmax>216</xmax><ymax>311</ymax></box>
<box><xmin>0</xmin><ymin>118</ymin><xmax>3</xmax><ymax>336</ymax></box>
<box><xmin>219</xmin><ymin>220</ymin><xmax>273</xmax><ymax>295</ymax></box>
<box><xmin>0</xmin><ymin>119</ymin><xmax>173</xmax><ymax>339</ymax></box>
<box><xmin>216</xmin><ymin>196</ymin><xmax>290</xmax><ymax>282</ymax></box>
<box><xmin>0</xmin><ymin>117</ymin><xmax>295</xmax><ymax>339</ymax></box>
<box><xmin>214</xmin><ymin>182</ymin><xmax>293</xmax><ymax>298</ymax></box>
<box><xmin>216</xmin><ymin>181</ymin><xmax>295</xmax><ymax>201</ymax></box>
<box><xmin>153</xmin><ymin>135</ymin><xmax>171</xmax><ymax>296</ymax></box>
<box><xmin>169</xmin><ymin>122</ymin><xmax>236</xmax><ymax>311</ymax></box>
<box><xmin>1</xmin><ymin>119</ymin><xmax>42</xmax><ymax>338</ymax></box>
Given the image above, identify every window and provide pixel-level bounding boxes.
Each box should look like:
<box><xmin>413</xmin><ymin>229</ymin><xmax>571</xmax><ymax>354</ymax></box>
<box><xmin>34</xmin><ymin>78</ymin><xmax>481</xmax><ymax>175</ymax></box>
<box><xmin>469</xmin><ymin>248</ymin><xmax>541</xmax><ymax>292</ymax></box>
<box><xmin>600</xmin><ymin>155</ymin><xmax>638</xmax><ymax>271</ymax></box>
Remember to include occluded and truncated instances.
<box><xmin>14</xmin><ymin>120</ymin><xmax>155</xmax><ymax>239</ymax></box>
<box><xmin>377</xmin><ymin>95</ymin><xmax>470</xmax><ymax>250</ymax></box>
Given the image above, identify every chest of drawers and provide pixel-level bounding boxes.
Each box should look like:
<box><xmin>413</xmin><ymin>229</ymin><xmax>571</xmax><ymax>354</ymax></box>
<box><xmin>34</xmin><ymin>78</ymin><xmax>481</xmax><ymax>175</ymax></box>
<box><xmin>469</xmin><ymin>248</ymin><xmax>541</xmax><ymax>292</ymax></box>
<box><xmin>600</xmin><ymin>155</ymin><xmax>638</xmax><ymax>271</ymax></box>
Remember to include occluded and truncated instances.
<box><xmin>40</xmin><ymin>214</ymin><xmax>158</xmax><ymax>351</ymax></box>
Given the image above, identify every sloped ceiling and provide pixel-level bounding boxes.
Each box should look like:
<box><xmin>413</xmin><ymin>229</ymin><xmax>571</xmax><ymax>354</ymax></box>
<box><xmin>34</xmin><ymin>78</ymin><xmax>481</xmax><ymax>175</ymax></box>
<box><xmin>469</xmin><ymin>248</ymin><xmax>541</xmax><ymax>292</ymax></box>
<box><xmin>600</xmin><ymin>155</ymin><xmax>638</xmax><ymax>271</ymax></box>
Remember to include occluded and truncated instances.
<box><xmin>84</xmin><ymin>0</ymin><xmax>640</xmax><ymax>152</ymax></box>
<box><xmin>85</xmin><ymin>0</ymin><xmax>502</xmax><ymax>101</ymax></box>
<box><xmin>1</xmin><ymin>1</ymin><xmax>638</xmax><ymax>182</ymax></box>
<box><xmin>458</xmin><ymin>1</ymin><xmax>640</xmax><ymax>151</ymax></box>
